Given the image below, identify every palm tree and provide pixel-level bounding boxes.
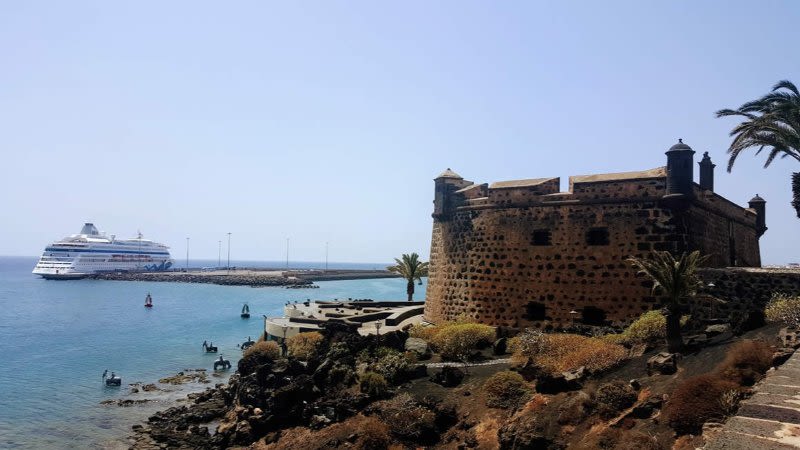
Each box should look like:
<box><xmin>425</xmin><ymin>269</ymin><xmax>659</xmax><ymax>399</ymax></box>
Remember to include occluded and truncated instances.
<box><xmin>716</xmin><ymin>80</ymin><xmax>800</xmax><ymax>218</ymax></box>
<box><xmin>387</xmin><ymin>253</ymin><xmax>429</xmax><ymax>301</ymax></box>
<box><xmin>628</xmin><ymin>251</ymin><xmax>708</xmax><ymax>353</ymax></box>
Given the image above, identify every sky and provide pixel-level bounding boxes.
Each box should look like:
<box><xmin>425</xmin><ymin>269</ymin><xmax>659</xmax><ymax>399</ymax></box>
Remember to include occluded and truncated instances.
<box><xmin>0</xmin><ymin>1</ymin><xmax>798</xmax><ymax>264</ymax></box>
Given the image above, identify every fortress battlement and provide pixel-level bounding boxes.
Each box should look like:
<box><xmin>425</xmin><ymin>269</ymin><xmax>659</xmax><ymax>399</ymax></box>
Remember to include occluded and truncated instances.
<box><xmin>424</xmin><ymin>141</ymin><xmax>767</xmax><ymax>329</ymax></box>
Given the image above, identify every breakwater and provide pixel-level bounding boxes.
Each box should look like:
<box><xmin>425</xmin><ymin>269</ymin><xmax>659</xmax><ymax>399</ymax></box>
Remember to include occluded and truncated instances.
<box><xmin>87</xmin><ymin>269</ymin><xmax>400</xmax><ymax>287</ymax></box>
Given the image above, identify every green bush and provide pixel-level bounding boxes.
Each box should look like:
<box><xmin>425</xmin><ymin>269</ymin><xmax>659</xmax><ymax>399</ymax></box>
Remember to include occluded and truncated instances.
<box><xmin>430</xmin><ymin>323</ymin><xmax>495</xmax><ymax>361</ymax></box>
<box><xmin>359</xmin><ymin>372</ymin><xmax>389</xmax><ymax>398</ymax></box>
<box><xmin>483</xmin><ymin>371</ymin><xmax>532</xmax><ymax>409</ymax></box>
<box><xmin>286</xmin><ymin>331</ymin><xmax>324</xmax><ymax>360</ymax></box>
<box><xmin>622</xmin><ymin>310</ymin><xmax>666</xmax><ymax>344</ymax></box>
<box><xmin>370</xmin><ymin>350</ymin><xmax>413</xmax><ymax>384</ymax></box>
<box><xmin>765</xmin><ymin>293</ymin><xmax>800</xmax><ymax>327</ymax></box>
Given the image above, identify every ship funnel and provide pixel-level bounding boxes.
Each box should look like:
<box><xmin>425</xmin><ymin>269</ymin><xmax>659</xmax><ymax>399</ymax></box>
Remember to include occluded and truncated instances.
<box><xmin>80</xmin><ymin>223</ymin><xmax>100</xmax><ymax>235</ymax></box>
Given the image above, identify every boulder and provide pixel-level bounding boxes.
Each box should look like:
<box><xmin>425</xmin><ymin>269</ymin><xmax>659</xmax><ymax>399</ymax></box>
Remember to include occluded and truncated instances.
<box><xmin>704</xmin><ymin>324</ymin><xmax>731</xmax><ymax>337</ymax></box>
<box><xmin>779</xmin><ymin>327</ymin><xmax>800</xmax><ymax>349</ymax></box>
<box><xmin>430</xmin><ymin>366</ymin><xmax>465</xmax><ymax>387</ymax></box>
<box><xmin>628</xmin><ymin>395</ymin><xmax>664</xmax><ymax>419</ymax></box>
<box><xmin>683</xmin><ymin>334</ymin><xmax>709</xmax><ymax>350</ymax></box>
<box><xmin>493</xmin><ymin>337</ymin><xmax>508</xmax><ymax>355</ymax></box>
<box><xmin>647</xmin><ymin>352</ymin><xmax>679</xmax><ymax>375</ymax></box>
<box><xmin>535</xmin><ymin>368</ymin><xmax>584</xmax><ymax>394</ymax></box>
<box><xmin>772</xmin><ymin>347</ymin><xmax>795</xmax><ymax>366</ymax></box>
<box><xmin>404</xmin><ymin>337</ymin><xmax>431</xmax><ymax>359</ymax></box>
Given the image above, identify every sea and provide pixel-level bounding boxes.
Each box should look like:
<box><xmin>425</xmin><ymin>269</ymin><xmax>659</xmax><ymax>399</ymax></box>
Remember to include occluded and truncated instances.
<box><xmin>0</xmin><ymin>256</ymin><xmax>426</xmax><ymax>449</ymax></box>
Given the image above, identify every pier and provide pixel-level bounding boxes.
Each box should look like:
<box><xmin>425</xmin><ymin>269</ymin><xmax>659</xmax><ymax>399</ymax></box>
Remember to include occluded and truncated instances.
<box><xmin>264</xmin><ymin>299</ymin><xmax>425</xmax><ymax>339</ymax></box>
<box><xmin>86</xmin><ymin>268</ymin><xmax>401</xmax><ymax>287</ymax></box>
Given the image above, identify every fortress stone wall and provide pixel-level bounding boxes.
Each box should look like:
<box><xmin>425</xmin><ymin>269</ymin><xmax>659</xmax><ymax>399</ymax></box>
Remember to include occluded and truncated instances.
<box><xmin>424</xmin><ymin>141</ymin><xmax>769</xmax><ymax>329</ymax></box>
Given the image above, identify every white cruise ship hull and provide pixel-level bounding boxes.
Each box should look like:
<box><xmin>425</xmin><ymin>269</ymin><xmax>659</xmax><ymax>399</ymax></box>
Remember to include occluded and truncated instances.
<box><xmin>32</xmin><ymin>223</ymin><xmax>173</xmax><ymax>279</ymax></box>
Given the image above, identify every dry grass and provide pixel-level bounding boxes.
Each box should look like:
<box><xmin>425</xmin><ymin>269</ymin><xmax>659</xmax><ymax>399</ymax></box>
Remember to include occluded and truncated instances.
<box><xmin>513</xmin><ymin>331</ymin><xmax>627</xmax><ymax>374</ymax></box>
<box><xmin>765</xmin><ymin>292</ymin><xmax>800</xmax><ymax>327</ymax></box>
<box><xmin>715</xmin><ymin>339</ymin><xmax>774</xmax><ymax>386</ymax></box>
<box><xmin>243</xmin><ymin>340</ymin><xmax>281</xmax><ymax>361</ymax></box>
<box><xmin>663</xmin><ymin>374</ymin><xmax>740</xmax><ymax>435</ymax></box>
<box><xmin>286</xmin><ymin>331</ymin><xmax>324</xmax><ymax>360</ymax></box>
<box><xmin>408</xmin><ymin>323</ymin><xmax>441</xmax><ymax>341</ymax></box>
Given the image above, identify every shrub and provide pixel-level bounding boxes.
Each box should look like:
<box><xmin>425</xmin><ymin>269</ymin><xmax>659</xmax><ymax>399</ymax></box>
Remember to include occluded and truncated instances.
<box><xmin>430</xmin><ymin>323</ymin><xmax>495</xmax><ymax>361</ymax></box>
<box><xmin>715</xmin><ymin>339</ymin><xmax>773</xmax><ymax>386</ymax></box>
<box><xmin>483</xmin><ymin>371</ymin><xmax>532</xmax><ymax>409</ymax></box>
<box><xmin>513</xmin><ymin>332</ymin><xmax>627</xmax><ymax>375</ymax></box>
<box><xmin>243</xmin><ymin>340</ymin><xmax>281</xmax><ymax>361</ymax></box>
<box><xmin>664</xmin><ymin>374</ymin><xmax>739</xmax><ymax>435</ymax></box>
<box><xmin>355</xmin><ymin>416</ymin><xmax>392</xmax><ymax>450</ymax></box>
<box><xmin>360</xmin><ymin>372</ymin><xmax>389</xmax><ymax>398</ymax></box>
<box><xmin>370</xmin><ymin>350</ymin><xmax>413</xmax><ymax>384</ymax></box>
<box><xmin>286</xmin><ymin>331</ymin><xmax>324</xmax><ymax>360</ymax></box>
<box><xmin>408</xmin><ymin>323</ymin><xmax>440</xmax><ymax>341</ymax></box>
<box><xmin>327</xmin><ymin>363</ymin><xmax>357</xmax><ymax>387</ymax></box>
<box><xmin>765</xmin><ymin>293</ymin><xmax>800</xmax><ymax>327</ymax></box>
<box><xmin>594</xmin><ymin>381</ymin><xmax>637</xmax><ymax>419</ymax></box>
<box><xmin>622</xmin><ymin>310</ymin><xmax>667</xmax><ymax>344</ymax></box>
<box><xmin>374</xmin><ymin>393</ymin><xmax>437</xmax><ymax>442</ymax></box>
<box><xmin>556</xmin><ymin>391</ymin><xmax>594</xmax><ymax>425</ymax></box>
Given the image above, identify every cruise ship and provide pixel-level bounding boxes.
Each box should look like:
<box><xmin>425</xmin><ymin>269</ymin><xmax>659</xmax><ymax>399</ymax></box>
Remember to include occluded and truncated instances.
<box><xmin>32</xmin><ymin>223</ymin><xmax>173</xmax><ymax>279</ymax></box>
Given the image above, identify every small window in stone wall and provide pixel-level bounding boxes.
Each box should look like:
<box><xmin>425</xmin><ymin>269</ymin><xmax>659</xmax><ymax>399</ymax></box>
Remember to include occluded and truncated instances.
<box><xmin>532</xmin><ymin>229</ymin><xmax>552</xmax><ymax>246</ymax></box>
<box><xmin>586</xmin><ymin>227</ymin><xmax>610</xmax><ymax>246</ymax></box>
<box><xmin>524</xmin><ymin>301</ymin><xmax>547</xmax><ymax>321</ymax></box>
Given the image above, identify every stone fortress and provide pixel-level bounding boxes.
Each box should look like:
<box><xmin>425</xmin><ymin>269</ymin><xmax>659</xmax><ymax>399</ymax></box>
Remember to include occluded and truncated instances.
<box><xmin>423</xmin><ymin>140</ymin><xmax>775</xmax><ymax>329</ymax></box>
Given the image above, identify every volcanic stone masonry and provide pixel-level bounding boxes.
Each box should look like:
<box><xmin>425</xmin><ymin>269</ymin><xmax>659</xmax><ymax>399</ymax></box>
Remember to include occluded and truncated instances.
<box><xmin>423</xmin><ymin>140</ymin><xmax>791</xmax><ymax>329</ymax></box>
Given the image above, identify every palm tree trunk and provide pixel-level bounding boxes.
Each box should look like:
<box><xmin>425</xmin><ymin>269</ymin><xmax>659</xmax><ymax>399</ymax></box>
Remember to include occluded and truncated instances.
<box><xmin>665</xmin><ymin>312</ymin><xmax>683</xmax><ymax>353</ymax></box>
<box><xmin>407</xmin><ymin>280</ymin><xmax>414</xmax><ymax>302</ymax></box>
<box><xmin>792</xmin><ymin>172</ymin><xmax>800</xmax><ymax>219</ymax></box>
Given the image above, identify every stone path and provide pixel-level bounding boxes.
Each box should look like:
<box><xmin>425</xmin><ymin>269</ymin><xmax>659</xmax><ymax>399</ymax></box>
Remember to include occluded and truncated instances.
<box><xmin>424</xmin><ymin>358</ymin><xmax>511</xmax><ymax>369</ymax></box>
<box><xmin>706</xmin><ymin>351</ymin><xmax>800</xmax><ymax>449</ymax></box>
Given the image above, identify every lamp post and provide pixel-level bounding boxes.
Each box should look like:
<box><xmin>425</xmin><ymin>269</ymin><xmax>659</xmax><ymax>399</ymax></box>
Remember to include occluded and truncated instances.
<box><xmin>185</xmin><ymin>237</ymin><xmax>189</xmax><ymax>271</ymax></box>
<box><xmin>227</xmin><ymin>232</ymin><xmax>231</xmax><ymax>272</ymax></box>
<box><xmin>218</xmin><ymin>240</ymin><xmax>221</xmax><ymax>268</ymax></box>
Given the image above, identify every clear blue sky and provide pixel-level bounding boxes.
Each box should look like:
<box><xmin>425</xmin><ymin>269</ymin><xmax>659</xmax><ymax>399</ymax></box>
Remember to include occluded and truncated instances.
<box><xmin>1</xmin><ymin>1</ymin><xmax>798</xmax><ymax>264</ymax></box>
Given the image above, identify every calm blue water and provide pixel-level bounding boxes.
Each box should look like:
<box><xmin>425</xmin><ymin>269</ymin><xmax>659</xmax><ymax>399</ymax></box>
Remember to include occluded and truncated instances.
<box><xmin>0</xmin><ymin>256</ymin><xmax>426</xmax><ymax>449</ymax></box>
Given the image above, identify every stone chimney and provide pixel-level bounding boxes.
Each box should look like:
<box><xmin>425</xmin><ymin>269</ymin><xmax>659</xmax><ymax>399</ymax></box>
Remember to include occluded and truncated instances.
<box><xmin>748</xmin><ymin>194</ymin><xmax>767</xmax><ymax>237</ymax></box>
<box><xmin>698</xmin><ymin>151</ymin><xmax>715</xmax><ymax>191</ymax></box>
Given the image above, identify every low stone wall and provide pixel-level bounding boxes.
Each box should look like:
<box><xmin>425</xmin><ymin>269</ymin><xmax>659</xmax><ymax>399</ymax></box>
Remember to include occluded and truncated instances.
<box><xmin>695</xmin><ymin>268</ymin><xmax>800</xmax><ymax>322</ymax></box>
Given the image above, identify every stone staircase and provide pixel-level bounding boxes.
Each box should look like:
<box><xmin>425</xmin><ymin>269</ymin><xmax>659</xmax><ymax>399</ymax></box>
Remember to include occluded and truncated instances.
<box><xmin>706</xmin><ymin>351</ymin><xmax>800</xmax><ymax>449</ymax></box>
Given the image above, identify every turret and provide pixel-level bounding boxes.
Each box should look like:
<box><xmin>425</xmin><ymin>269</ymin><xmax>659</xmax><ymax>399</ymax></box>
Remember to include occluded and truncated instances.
<box><xmin>433</xmin><ymin>168</ymin><xmax>470</xmax><ymax>221</ymax></box>
<box><xmin>665</xmin><ymin>139</ymin><xmax>695</xmax><ymax>196</ymax></box>
<box><xmin>748</xmin><ymin>194</ymin><xmax>767</xmax><ymax>237</ymax></box>
<box><xmin>698</xmin><ymin>151</ymin><xmax>715</xmax><ymax>191</ymax></box>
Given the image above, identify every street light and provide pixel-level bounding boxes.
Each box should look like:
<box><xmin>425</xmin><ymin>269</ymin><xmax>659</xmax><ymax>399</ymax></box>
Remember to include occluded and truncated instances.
<box><xmin>227</xmin><ymin>232</ymin><xmax>232</xmax><ymax>271</ymax></box>
<box><xmin>186</xmin><ymin>237</ymin><xmax>189</xmax><ymax>270</ymax></box>
<box><xmin>218</xmin><ymin>240</ymin><xmax>222</xmax><ymax>268</ymax></box>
